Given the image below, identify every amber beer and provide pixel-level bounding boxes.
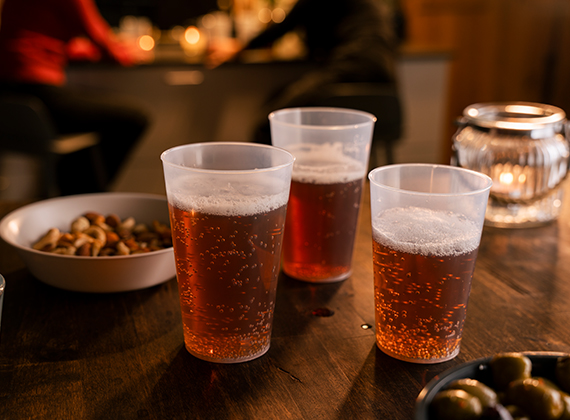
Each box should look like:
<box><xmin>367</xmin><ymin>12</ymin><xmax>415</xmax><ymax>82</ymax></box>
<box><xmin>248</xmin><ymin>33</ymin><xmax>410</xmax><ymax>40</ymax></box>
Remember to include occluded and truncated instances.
<box><xmin>169</xmin><ymin>192</ymin><xmax>288</xmax><ymax>363</ymax></box>
<box><xmin>282</xmin><ymin>144</ymin><xmax>366</xmax><ymax>282</ymax></box>
<box><xmin>372</xmin><ymin>206</ymin><xmax>481</xmax><ymax>363</ymax></box>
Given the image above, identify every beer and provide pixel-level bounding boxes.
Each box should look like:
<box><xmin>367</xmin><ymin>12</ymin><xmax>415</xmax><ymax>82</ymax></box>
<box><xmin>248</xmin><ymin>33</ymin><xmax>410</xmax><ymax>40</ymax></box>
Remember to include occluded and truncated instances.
<box><xmin>283</xmin><ymin>143</ymin><xmax>366</xmax><ymax>282</ymax></box>
<box><xmin>168</xmin><ymin>182</ymin><xmax>288</xmax><ymax>363</ymax></box>
<box><xmin>372</xmin><ymin>206</ymin><xmax>481</xmax><ymax>363</ymax></box>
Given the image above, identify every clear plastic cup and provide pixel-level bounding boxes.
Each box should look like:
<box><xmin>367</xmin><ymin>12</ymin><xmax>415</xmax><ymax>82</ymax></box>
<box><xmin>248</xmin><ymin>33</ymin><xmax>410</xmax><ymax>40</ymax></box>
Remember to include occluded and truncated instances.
<box><xmin>369</xmin><ymin>164</ymin><xmax>492</xmax><ymax>363</ymax></box>
<box><xmin>269</xmin><ymin>107</ymin><xmax>375</xmax><ymax>283</ymax></box>
<box><xmin>161</xmin><ymin>142</ymin><xmax>294</xmax><ymax>363</ymax></box>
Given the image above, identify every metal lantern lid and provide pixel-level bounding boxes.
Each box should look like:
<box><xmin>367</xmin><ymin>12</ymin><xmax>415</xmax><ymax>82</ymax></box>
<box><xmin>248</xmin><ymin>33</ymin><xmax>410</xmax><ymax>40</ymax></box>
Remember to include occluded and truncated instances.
<box><xmin>462</xmin><ymin>102</ymin><xmax>566</xmax><ymax>138</ymax></box>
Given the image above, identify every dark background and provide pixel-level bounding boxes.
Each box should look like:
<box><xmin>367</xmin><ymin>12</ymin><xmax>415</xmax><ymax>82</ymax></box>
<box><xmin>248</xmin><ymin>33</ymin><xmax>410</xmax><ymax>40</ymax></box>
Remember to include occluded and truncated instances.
<box><xmin>95</xmin><ymin>0</ymin><xmax>220</xmax><ymax>29</ymax></box>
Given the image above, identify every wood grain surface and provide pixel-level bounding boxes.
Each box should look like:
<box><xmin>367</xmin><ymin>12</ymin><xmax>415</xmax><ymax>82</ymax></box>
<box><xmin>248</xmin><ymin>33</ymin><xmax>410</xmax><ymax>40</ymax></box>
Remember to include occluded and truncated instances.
<box><xmin>1</xmin><ymin>183</ymin><xmax>570</xmax><ymax>419</ymax></box>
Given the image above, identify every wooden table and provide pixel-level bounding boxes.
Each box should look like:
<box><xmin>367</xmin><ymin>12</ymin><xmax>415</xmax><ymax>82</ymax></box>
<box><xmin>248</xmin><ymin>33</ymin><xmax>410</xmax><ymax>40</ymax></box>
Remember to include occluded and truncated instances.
<box><xmin>2</xmin><ymin>184</ymin><xmax>570</xmax><ymax>419</ymax></box>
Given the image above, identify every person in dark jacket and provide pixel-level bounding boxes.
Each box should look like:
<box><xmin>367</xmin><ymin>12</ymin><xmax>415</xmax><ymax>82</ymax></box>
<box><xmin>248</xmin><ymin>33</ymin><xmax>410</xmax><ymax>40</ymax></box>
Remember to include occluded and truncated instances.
<box><xmin>207</xmin><ymin>0</ymin><xmax>404</xmax><ymax>143</ymax></box>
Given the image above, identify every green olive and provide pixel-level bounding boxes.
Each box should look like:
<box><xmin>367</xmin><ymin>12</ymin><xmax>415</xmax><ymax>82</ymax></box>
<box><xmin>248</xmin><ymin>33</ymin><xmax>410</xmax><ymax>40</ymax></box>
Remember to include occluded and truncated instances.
<box><xmin>431</xmin><ymin>389</ymin><xmax>483</xmax><ymax>420</ymax></box>
<box><xmin>448</xmin><ymin>378</ymin><xmax>499</xmax><ymax>408</ymax></box>
<box><xmin>506</xmin><ymin>378</ymin><xmax>564</xmax><ymax>420</ymax></box>
<box><xmin>490</xmin><ymin>353</ymin><xmax>532</xmax><ymax>390</ymax></box>
<box><xmin>557</xmin><ymin>355</ymin><xmax>570</xmax><ymax>394</ymax></box>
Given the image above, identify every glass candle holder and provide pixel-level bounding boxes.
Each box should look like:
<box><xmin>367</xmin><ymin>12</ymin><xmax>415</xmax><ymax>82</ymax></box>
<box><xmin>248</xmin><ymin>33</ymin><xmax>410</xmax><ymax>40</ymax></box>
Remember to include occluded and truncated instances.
<box><xmin>453</xmin><ymin>102</ymin><xmax>569</xmax><ymax>228</ymax></box>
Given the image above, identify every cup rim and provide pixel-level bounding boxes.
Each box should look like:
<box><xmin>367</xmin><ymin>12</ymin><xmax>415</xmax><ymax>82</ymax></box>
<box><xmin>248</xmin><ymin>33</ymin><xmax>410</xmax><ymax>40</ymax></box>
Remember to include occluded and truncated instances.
<box><xmin>368</xmin><ymin>163</ymin><xmax>493</xmax><ymax>197</ymax></box>
<box><xmin>160</xmin><ymin>142</ymin><xmax>295</xmax><ymax>175</ymax></box>
<box><xmin>268</xmin><ymin>107</ymin><xmax>377</xmax><ymax>130</ymax></box>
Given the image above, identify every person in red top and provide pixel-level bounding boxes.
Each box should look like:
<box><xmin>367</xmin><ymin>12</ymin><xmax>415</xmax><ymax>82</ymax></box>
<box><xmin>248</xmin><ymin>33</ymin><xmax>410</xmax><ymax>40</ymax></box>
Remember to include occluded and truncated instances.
<box><xmin>0</xmin><ymin>0</ymin><xmax>150</xmax><ymax>195</ymax></box>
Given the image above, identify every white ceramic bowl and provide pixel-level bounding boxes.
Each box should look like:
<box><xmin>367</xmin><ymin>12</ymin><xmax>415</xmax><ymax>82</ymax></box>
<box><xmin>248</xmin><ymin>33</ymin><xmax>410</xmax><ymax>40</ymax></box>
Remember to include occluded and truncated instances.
<box><xmin>0</xmin><ymin>192</ymin><xmax>176</xmax><ymax>293</ymax></box>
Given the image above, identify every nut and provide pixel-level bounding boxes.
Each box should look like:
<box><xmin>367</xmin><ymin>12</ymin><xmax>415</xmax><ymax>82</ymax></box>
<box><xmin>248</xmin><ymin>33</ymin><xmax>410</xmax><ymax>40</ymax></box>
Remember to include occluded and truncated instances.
<box><xmin>71</xmin><ymin>216</ymin><xmax>90</xmax><ymax>233</ymax></box>
<box><xmin>83</xmin><ymin>225</ymin><xmax>107</xmax><ymax>245</ymax></box>
<box><xmin>116</xmin><ymin>241</ymin><xmax>130</xmax><ymax>255</ymax></box>
<box><xmin>32</xmin><ymin>228</ymin><xmax>60</xmax><ymax>251</ymax></box>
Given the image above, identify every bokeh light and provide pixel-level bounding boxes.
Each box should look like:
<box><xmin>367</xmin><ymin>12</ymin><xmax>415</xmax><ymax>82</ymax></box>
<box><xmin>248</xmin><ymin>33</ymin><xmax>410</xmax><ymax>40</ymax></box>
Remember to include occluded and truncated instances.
<box><xmin>184</xmin><ymin>26</ymin><xmax>201</xmax><ymax>45</ymax></box>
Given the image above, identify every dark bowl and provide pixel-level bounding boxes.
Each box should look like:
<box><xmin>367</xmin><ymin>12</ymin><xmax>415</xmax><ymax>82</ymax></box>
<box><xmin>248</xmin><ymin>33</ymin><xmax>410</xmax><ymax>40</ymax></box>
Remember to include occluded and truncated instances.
<box><xmin>414</xmin><ymin>351</ymin><xmax>568</xmax><ymax>420</ymax></box>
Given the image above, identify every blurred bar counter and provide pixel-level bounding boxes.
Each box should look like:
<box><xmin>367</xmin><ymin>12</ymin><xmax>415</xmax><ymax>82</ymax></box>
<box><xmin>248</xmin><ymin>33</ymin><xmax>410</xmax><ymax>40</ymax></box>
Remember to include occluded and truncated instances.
<box><xmin>65</xmin><ymin>41</ymin><xmax>451</xmax><ymax>196</ymax></box>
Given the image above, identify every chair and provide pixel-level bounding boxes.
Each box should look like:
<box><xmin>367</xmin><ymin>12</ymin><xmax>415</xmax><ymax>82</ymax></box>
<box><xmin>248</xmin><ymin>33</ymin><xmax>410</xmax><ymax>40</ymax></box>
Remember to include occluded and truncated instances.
<box><xmin>314</xmin><ymin>82</ymin><xmax>403</xmax><ymax>166</ymax></box>
<box><xmin>0</xmin><ymin>93</ymin><xmax>103</xmax><ymax>198</ymax></box>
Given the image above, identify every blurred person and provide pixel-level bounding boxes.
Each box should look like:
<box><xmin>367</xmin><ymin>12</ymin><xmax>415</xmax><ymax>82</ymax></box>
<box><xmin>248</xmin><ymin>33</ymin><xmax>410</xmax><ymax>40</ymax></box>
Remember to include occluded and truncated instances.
<box><xmin>206</xmin><ymin>0</ymin><xmax>404</xmax><ymax>144</ymax></box>
<box><xmin>0</xmin><ymin>0</ymin><xmax>150</xmax><ymax>195</ymax></box>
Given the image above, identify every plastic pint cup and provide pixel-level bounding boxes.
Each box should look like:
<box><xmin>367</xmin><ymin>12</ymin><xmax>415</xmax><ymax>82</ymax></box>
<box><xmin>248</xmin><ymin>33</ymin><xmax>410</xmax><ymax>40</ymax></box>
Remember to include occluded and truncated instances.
<box><xmin>269</xmin><ymin>107</ymin><xmax>375</xmax><ymax>283</ymax></box>
<box><xmin>369</xmin><ymin>164</ymin><xmax>492</xmax><ymax>363</ymax></box>
<box><xmin>161</xmin><ymin>142</ymin><xmax>294</xmax><ymax>363</ymax></box>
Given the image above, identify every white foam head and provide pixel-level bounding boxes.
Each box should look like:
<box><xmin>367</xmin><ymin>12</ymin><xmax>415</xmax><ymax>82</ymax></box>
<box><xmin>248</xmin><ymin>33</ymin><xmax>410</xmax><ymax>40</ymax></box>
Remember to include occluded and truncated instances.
<box><xmin>372</xmin><ymin>207</ymin><xmax>481</xmax><ymax>257</ymax></box>
<box><xmin>168</xmin><ymin>175</ymin><xmax>289</xmax><ymax>216</ymax></box>
<box><xmin>290</xmin><ymin>143</ymin><xmax>365</xmax><ymax>184</ymax></box>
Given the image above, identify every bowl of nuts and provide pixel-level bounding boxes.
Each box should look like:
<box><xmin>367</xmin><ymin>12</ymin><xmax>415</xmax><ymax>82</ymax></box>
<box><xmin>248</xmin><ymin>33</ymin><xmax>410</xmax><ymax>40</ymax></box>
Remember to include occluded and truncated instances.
<box><xmin>0</xmin><ymin>192</ymin><xmax>176</xmax><ymax>292</ymax></box>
